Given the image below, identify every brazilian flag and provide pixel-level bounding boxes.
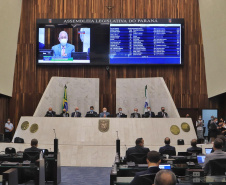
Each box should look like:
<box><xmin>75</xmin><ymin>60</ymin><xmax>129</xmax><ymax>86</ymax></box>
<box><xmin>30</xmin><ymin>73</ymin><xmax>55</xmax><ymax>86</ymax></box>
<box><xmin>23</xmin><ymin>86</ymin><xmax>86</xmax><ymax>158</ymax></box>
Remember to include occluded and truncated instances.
<box><xmin>62</xmin><ymin>85</ymin><xmax>68</xmax><ymax>112</ymax></box>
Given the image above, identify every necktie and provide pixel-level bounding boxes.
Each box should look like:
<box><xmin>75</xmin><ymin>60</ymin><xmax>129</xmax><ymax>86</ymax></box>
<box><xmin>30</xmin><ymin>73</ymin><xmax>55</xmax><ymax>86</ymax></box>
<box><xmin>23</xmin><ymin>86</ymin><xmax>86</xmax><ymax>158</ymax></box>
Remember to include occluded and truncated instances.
<box><xmin>62</xmin><ymin>46</ymin><xmax>65</xmax><ymax>56</ymax></box>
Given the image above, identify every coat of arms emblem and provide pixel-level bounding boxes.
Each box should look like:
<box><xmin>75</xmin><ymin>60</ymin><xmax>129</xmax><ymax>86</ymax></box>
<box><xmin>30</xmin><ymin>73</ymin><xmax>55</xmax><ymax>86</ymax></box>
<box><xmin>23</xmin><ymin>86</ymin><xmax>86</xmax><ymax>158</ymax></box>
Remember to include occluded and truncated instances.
<box><xmin>98</xmin><ymin>119</ymin><xmax>110</xmax><ymax>132</ymax></box>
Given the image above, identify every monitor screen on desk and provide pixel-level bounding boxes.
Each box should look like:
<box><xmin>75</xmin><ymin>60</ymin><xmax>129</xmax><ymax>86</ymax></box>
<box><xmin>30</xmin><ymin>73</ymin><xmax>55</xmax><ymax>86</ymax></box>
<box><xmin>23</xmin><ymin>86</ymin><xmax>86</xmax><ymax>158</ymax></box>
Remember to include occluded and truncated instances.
<box><xmin>159</xmin><ymin>164</ymin><xmax>171</xmax><ymax>170</ymax></box>
<box><xmin>205</xmin><ymin>148</ymin><xmax>212</xmax><ymax>154</ymax></box>
<box><xmin>197</xmin><ymin>155</ymin><xmax>206</xmax><ymax>164</ymax></box>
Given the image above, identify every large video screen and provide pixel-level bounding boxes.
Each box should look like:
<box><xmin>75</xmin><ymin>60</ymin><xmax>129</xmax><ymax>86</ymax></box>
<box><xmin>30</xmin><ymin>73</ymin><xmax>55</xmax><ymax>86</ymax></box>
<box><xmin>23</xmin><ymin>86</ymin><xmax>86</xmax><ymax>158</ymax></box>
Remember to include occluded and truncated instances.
<box><xmin>36</xmin><ymin>19</ymin><xmax>184</xmax><ymax>65</ymax></box>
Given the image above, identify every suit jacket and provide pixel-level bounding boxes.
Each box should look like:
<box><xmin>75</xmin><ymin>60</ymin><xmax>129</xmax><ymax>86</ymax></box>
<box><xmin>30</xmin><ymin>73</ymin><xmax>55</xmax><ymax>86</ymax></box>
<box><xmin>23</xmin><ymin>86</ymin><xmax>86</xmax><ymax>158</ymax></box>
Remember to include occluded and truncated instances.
<box><xmin>159</xmin><ymin>144</ymin><xmax>176</xmax><ymax>155</ymax></box>
<box><xmin>45</xmin><ymin>111</ymin><xmax>56</xmax><ymax>117</ymax></box>
<box><xmin>126</xmin><ymin>146</ymin><xmax>150</xmax><ymax>158</ymax></box>
<box><xmin>187</xmin><ymin>146</ymin><xmax>202</xmax><ymax>154</ymax></box>
<box><xmin>116</xmin><ymin>113</ymin><xmax>126</xmax><ymax>118</ymax></box>
<box><xmin>157</xmin><ymin>111</ymin><xmax>168</xmax><ymax>118</ymax></box>
<box><xmin>130</xmin><ymin>113</ymin><xmax>141</xmax><ymax>118</ymax></box>
<box><xmin>129</xmin><ymin>166</ymin><xmax>160</xmax><ymax>185</ymax></box>
<box><xmin>203</xmin><ymin>150</ymin><xmax>226</xmax><ymax>175</ymax></box>
<box><xmin>209</xmin><ymin>122</ymin><xmax>218</xmax><ymax>138</ymax></box>
<box><xmin>59</xmin><ymin>112</ymin><xmax>70</xmax><ymax>117</ymax></box>
<box><xmin>24</xmin><ymin>146</ymin><xmax>42</xmax><ymax>153</ymax></box>
<box><xmin>144</xmin><ymin>111</ymin><xmax>155</xmax><ymax>118</ymax></box>
<box><xmin>99</xmin><ymin>112</ymin><xmax>110</xmax><ymax>117</ymax></box>
<box><xmin>86</xmin><ymin>111</ymin><xmax>97</xmax><ymax>115</ymax></box>
<box><xmin>51</xmin><ymin>43</ymin><xmax>75</xmax><ymax>57</ymax></box>
<box><xmin>71</xmin><ymin>112</ymin><xmax>81</xmax><ymax>117</ymax></box>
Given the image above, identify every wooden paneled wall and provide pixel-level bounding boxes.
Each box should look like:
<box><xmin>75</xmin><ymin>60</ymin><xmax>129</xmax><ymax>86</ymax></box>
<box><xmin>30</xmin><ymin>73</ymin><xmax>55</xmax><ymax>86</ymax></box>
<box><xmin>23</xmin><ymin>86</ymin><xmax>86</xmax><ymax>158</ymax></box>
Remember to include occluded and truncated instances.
<box><xmin>2</xmin><ymin>0</ymin><xmax>223</xmax><ymax>130</ymax></box>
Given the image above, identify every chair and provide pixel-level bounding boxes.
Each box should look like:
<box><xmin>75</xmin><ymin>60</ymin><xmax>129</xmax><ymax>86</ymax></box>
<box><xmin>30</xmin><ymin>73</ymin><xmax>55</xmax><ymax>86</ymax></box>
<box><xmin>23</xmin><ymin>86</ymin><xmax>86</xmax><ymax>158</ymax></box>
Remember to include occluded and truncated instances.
<box><xmin>137</xmin><ymin>174</ymin><xmax>156</xmax><ymax>185</ymax></box>
<box><xmin>209</xmin><ymin>159</ymin><xmax>226</xmax><ymax>176</ymax></box>
<box><xmin>127</xmin><ymin>153</ymin><xmax>147</xmax><ymax>164</ymax></box>
<box><xmin>5</xmin><ymin>147</ymin><xmax>16</xmax><ymax>155</ymax></box>
<box><xmin>161</xmin><ymin>150</ymin><xmax>176</xmax><ymax>156</ymax></box>
<box><xmin>23</xmin><ymin>152</ymin><xmax>40</xmax><ymax>163</ymax></box>
<box><xmin>188</xmin><ymin>149</ymin><xmax>202</xmax><ymax>156</ymax></box>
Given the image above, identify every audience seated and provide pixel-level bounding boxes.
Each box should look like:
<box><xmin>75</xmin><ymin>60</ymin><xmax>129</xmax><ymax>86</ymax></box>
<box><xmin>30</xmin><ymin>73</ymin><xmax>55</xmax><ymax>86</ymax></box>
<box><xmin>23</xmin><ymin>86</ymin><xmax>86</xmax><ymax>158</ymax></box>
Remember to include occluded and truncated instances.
<box><xmin>154</xmin><ymin>170</ymin><xmax>177</xmax><ymax>185</ymax></box>
<box><xmin>187</xmin><ymin>139</ymin><xmax>202</xmax><ymax>154</ymax></box>
<box><xmin>126</xmin><ymin>138</ymin><xmax>150</xmax><ymax>158</ymax></box>
<box><xmin>45</xmin><ymin>107</ymin><xmax>56</xmax><ymax>117</ymax></box>
<box><xmin>159</xmin><ymin>137</ymin><xmax>176</xmax><ymax>156</ymax></box>
<box><xmin>129</xmin><ymin>151</ymin><xmax>161</xmax><ymax>185</ymax></box>
<box><xmin>203</xmin><ymin>138</ymin><xmax>226</xmax><ymax>175</ymax></box>
<box><xmin>24</xmin><ymin>138</ymin><xmax>42</xmax><ymax>153</ymax></box>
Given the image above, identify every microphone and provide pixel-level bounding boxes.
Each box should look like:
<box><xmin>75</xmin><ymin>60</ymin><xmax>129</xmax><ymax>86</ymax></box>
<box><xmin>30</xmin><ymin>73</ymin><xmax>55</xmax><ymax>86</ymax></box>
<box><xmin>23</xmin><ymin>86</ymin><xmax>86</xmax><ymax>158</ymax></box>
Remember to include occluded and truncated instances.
<box><xmin>53</xmin><ymin>129</ymin><xmax>56</xmax><ymax>139</ymax></box>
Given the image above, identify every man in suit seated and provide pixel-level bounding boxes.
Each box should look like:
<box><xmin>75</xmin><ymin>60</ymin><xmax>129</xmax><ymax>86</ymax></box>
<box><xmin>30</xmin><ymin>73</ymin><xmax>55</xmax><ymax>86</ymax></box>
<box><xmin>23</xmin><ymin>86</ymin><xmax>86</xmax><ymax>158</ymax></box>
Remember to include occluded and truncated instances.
<box><xmin>130</xmin><ymin>108</ymin><xmax>141</xmax><ymax>118</ymax></box>
<box><xmin>116</xmin><ymin>107</ymin><xmax>126</xmax><ymax>118</ymax></box>
<box><xmin>86</xmin><ymin>106</ymin><xmax>98</xmax><ymax>116</ymax></box>
<box><xmin>59</xmin><ymin>108</ymin><xmax>69</xmax><ymax>117</ymax></box>
<box><xmin>45</xmin><ymin>107</ymin><xmax>56</xmax><ymax>117</ymax></box>
<box><xmin>144</xmin><ymin>106</ymin><xmax>155</xmax><ymax>118</ymax></box>
<box><xmin>187</xmin><ymin>139</ymin><xmax>202</xmax><ymax>154</ymax></box>
<box><xmin>71</xmin><ymin>107</ymin><xmax>81</xmax><ymax>117</ymax></box>
<box><xmin>24</xmin><ymin>139</ymin><xmax>42</xmax><ymax>153</ymax></box>
<box><xmin>99</xmin><ymin>107</ymin><xmax>110</xmax><ymax>117</ymax></box>
<box><xmin>129</xmin><ymin>151</ymin><xmax>161</xmax><ymax>185</ymax></box>
<box><xmin>154</xmin><ymin>170</ymin><xmax>177</xmax><ymax>185</ymax></box>
<box><xmin>159</xmin><ymin>137</ymin><xmax>176</xmax><ymax>156</ymax></box>
<box><xmin>157</xmin><ymin>107</ymin><xmax>168</xmax><ymax>118</ymax></box>
<box><xmin>51</xmin><ymin>31</ymin><xmax>75</xmax><ymax>58</ymax></box>
<box><xmin>126</xmin><ymin>138</ymin><xmax>150</xmax><ymax>158</ymax></box>
<box><xmin>203</xmin><ymin>138</ymin><xmax>226</xmax><ymax>175</ymax></box>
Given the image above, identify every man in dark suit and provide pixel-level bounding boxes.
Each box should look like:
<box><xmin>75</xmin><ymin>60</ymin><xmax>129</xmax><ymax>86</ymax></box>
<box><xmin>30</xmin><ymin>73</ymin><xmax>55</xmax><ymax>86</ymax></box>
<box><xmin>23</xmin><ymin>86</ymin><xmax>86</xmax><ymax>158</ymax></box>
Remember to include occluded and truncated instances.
<box><xmin>129</xmin><ymin>151</ymin><xmax>161</xmax><ymax>185</ymax></box>
<box><xmin>187</xmin><ymin>139</ymin><xmax>202</xmax><ymax>154</ymax></box>
<box><xmin>209</xmin><ymin>117</ymin><xmax>219</xmax><ymax>143</ymax></box>
<box><xmin>99</xmin><ymin>107</ymin><xmax>110</xmax><ymax>117</ymax></box>
<box><xmin>126</xmin><ymin>138</ymin><xmax>150</xmax><ymax>158</ymax></box>
<box><xmin>144</xmin><ymin>106</ymin><xmax>155</xmax><ymax>118</ymax></box>
<box><xmin>45</xmin><ymin>107</ymin><xmax>56</xmax><ymax>117</ymax></box>
<box><xmin>159</xmin><ymin>137</ymin><xmax>176</xmax><ymax>156</ymax></box>
<box><xmin>208</xmin><ymin>116</ymin><xmax>214</xmax><ymax>141</ymax></box>
<box><xmin>130</xmin><ymin>108</ymin><xmax>141</xmax><ymax>118</ymax></box>
<box><xmin>86</xmin><ymin>106</ymin><xmax>98</xmax><ymax>117</ymax></box>
<box><xmin>116</xmin><ymin>108</ymin><xmax>126</xmax><ymax>118</ymax></box>
<box><xmin>59</xmin><ymin>108</ymin><xmax>69</xmax><ymax>117</ymax></box>
<box><xmin>157</xmin><ymin>107</ymin><xmax>168</xmax><ymax>118</ymax></box>
<box><xmin>71</xmin><ymin>107</ymin><xmax>81</xmax><ymax>117</ymax></box>
<box><xmin>24</xmin><ymin>139</ymin><xmax>42</xmax><ymax>153</ymax></box>
<box><xmin>203</xmin><ymin>138</ymin><xmax>226</xmax><ymax>175</ymax></box>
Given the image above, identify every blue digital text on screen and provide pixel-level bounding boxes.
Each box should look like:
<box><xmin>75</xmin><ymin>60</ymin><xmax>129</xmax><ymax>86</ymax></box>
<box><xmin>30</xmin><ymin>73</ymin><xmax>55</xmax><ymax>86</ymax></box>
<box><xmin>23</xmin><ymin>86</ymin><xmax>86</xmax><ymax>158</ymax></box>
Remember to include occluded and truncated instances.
<box><xmin>109</xmin><ymin>24</ymin><xmax>181</xmax><ymax>65</ymax></box>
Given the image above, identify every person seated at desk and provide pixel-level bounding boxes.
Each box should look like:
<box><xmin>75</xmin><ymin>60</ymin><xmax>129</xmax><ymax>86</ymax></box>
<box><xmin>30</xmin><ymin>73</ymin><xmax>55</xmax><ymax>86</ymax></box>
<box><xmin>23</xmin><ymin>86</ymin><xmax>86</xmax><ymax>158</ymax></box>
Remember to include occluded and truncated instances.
<box><xmin>99</xmin><ymin>107</ymin><xmax>110</xmax><ymax>117</ymax></box>
<box><xmin>203</xmin><ymin>138</ymin><xmax>226</xmax><ymax>175</ymax></box>
<box><xmin>71</xmin><ymin>107</ymin><xmax>81</xmax><ymax>117</ymax></box>
<box><xmin>51</xmin><ymin>31</ymin><xmax>75</xmax><ymax>58</ymax></box>
<box><xmin>129</xmin><ymin>151</ymin><xmax>161</xmax><ymax>185</ymax></box>
<box><xmin>159</xmin><ymin>137</ymin><xmax>176</xmax><ymax>156</ymax></box>
<box><xmin>154</xmin><ymin>170</ymin><xmax>177</xmax><ymax>185</ymax></box>
<box><xmin>130</xmin><ymin>108</ymin><xmax>141</xmax><ymax>118</ymax></box>
<box><xmin>24</xmin><ymin>139</ymin><xmax>42</xmax><ymax>153</ymax></box>
<box><xmin>187</xmin><ymin>139</ymin><xmax>202</xmax><ymax>154</ymax></box>
<box><xmin>116</xmin><ymin>107</ymin><xmax>126</xmax><ymax>118</ymax></box>
<box><xmin>126</xmin><ymin>138</ymin><xmax>150</xmax><ymax>158</ymax></box>
<box><xmin>59</xmin><ymin>108</ymin><xmax>69</xmax><ymax>117</ymax></box>
<box><xmin>144</xmin><ymin>106</ymin><xmax>155</xmax><ymax>118</ymax></box>
<box><xmin>45</xmin><ymin>107</ymin><xmax>56</xmax><ymax>117</ymax></box>
<box><xmin>157</xmin><ymin>107</ymin><xmax>168</xmax><ymax>118</ymax></box>
<box><xmin>209</xmin><ymin>135</ymin><xmax>226</xmax><ymax>153</ymax></box>
<box><xmin>86</xmin><ymin>106</ymin><xmax>98</xmax><ymax>116</ymax></box>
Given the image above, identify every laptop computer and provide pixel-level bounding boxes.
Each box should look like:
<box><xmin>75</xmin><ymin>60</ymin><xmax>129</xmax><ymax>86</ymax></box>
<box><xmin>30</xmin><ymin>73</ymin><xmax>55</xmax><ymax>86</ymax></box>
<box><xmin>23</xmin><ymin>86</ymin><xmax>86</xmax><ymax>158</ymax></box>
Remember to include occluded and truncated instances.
<box><xmin>159</xmin><ymin>164</ymin><xmax>171</xmax><ymax>170</ymax></box>
<box><xmin>205</xmin><ymin>148</ymin><xmax>212</xmax><ymax>154</ymax></box>
<box><xmin>197</xmin><ymin>155</ymin><xmax>206</xmax><ymax>167</ymax></box>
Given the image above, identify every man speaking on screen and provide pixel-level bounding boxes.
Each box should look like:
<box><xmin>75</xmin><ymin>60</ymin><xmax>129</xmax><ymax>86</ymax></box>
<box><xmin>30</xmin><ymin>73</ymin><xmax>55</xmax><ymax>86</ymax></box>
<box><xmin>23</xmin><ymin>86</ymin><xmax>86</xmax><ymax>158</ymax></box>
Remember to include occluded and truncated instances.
<box><xmin>52</xmin><ymin>31</ymin><xmax>75</xmax><ymax>58</ymax></box>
